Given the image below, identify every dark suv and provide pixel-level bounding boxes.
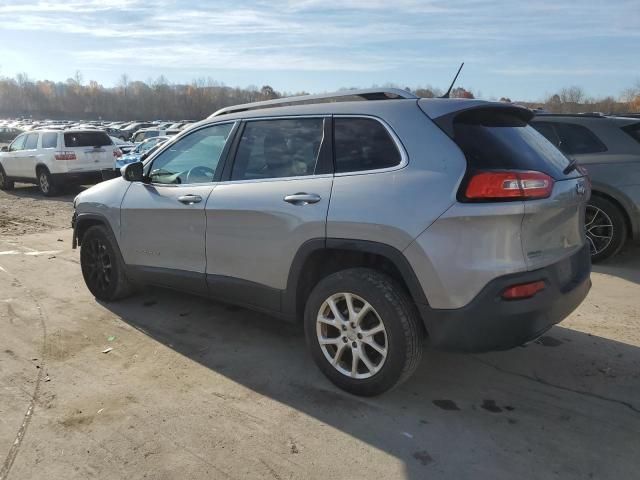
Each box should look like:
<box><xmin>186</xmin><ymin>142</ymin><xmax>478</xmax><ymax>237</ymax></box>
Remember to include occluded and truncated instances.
<box><xmin>531</xmin><ymin>114</ymin><xmax>640</xmax><ymax>261</ymax></box>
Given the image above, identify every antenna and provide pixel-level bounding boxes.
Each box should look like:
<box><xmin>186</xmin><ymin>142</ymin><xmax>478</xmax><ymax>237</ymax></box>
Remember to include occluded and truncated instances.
<box><xmin>441</xmin><ymin>62</ymin><xmax>464</xmax><ymax>98</ymax></box>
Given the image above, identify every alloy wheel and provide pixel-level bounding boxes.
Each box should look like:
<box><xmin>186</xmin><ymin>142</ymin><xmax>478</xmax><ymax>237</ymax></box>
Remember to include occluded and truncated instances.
<box><xmin>84</xmin><ymin>238</ymin><xmax>113</xmax><ymax>294</ymax></box>
<box><xmin>39</xmin><ymin>172</ymin><xmax>49</xmax><ymax>193</ymax></box>
<box><xmin>585</xmin><ymin>205</ymin><xmax>614</xmax><ymax>256</ymax></box>
<box><xmin>316</xmin><ymin>292</ymin><xmax>388</xmax><ymax>379</ymax></box>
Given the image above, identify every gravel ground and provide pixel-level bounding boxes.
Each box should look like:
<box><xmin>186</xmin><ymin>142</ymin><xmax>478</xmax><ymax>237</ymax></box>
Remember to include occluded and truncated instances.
<box><xmin>0</xmin><ymin>182</ymin><xmax>639</xmax><ymax>480</ymax></box>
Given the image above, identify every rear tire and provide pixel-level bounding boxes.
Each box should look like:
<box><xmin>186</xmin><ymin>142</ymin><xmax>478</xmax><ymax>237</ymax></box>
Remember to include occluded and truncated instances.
<box><xmin>304</xmin><ymin>268</ymin><xmax>424</xmax><ymax>396</ymax></box>
<box><xmin>37</xmin><ymin>167</ymin><xmax>57</xmax><ymax>197</ymax></box>
<box><xmin>586</xmin><ymin>196</ymin><xmax>627</xmax><ymax>263</ymax></box>
<box><xmin>0</xmin><ymin>165</ymin><xmax>14</xmax><ymax>190</ymax></box>
<box><xmin>80</xmin><ymin>225</ymin><xmax>134</xmax><ymax>301</ymax></box>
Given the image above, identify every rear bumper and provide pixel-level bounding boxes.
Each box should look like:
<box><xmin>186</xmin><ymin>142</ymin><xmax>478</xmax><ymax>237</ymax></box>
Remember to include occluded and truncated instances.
<box><xmin>419</xmin><ymin>244</ymin><xmax>591</xmax><ymax>352</ymax></box>
<box><xmin>51</xmin><ymin>171</ymin><xmax>103</xmax><ymax>185</ymax></box>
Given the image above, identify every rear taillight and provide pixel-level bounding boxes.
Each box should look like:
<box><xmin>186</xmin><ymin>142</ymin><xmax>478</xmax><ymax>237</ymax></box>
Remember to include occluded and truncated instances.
<box><xmin>54</xmin><ymin>151</ymin><xmax>77</xmax><ymax>160</ymax></box>
<box><xmin>464</xmin><ymin>170</ymin><xmax>553</xmax><ymax>201</ymax></box>
<box><xmin>502</xmin><ymin>280</ymin><xmax>545</xmax><ymax>300</ymax></box>
<box><xmin>113</xmin><ymin>148</ymin><xmax>122</xmax><ymax>158</ymax></box>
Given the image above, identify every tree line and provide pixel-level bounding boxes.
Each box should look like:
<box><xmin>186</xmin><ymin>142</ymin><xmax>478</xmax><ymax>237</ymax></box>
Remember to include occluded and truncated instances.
<box><xmin>0</xmin><ymin>72</ymin><xmax>638</xmax><ymax>121</ymax></box>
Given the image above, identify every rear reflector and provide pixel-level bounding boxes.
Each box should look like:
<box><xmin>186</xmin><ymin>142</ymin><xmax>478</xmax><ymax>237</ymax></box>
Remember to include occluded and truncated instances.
<box><xmin>54</xmin><ymin>151</ymin><xmax>77</xmax><ymax>160</ymax></box>
<box><xmin>465</xmin><ymin>171</ymin><xmax>553</xmax><ymax>201</ymax></box>
<box><xmin>113</xmin><ymin>148</ymin><xmax>122</xmax><ymax>158</ymax></box>
<box><xmin>502</xmin><ymin>280</ymin><xmax>546</xmax><ymax>300</ymax></box>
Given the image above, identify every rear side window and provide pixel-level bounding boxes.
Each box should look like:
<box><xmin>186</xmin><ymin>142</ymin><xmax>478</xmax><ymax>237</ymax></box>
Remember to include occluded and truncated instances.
<box><xmin>24</xmin><ymin>133</ymin><xmax>39</xmax><ymax>150</ymax></box>
<box><xmin>334</xmin><ymin>117</ymin><xmax>401</xmax><ymax>173</ymax></box>
<box><xmin>622</xmin><ymin>122</ymin><xmax>640</xmax><ymax>144</ymax></box>
<box><xmin>552</xmin><ymin>123</ymin><xmax>607</xmax><ymax>155</ymax></box>
<box><xmin>41</xmin><ymin>132</ymin><xmax>58</xmax><ymax>149</ymax></box>
<box><xmin>231</xmin><ymin>118</ymin><xmax>324</xmax><ymax>180</ymax></box>
<box><xmin>453</xmin><ymin>110</ymin><xmax>572</xmax><ymax>179</ymax></box>
<box><xmin>64</xmin><ymin>131</ymin><xmax>111</xmax><ymax>148</ymax></box>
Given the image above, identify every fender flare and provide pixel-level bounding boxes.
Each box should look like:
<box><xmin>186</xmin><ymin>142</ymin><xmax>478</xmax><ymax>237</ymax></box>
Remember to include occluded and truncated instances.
<box><xmin>72</xmin><ymin>212</ymin><xmax>117</xmax><ymax>249</ymax></box>
<box><xmin>282</xmin><ymin>238</ymin><xmax>429</xmax><ymax>319</ymax></box>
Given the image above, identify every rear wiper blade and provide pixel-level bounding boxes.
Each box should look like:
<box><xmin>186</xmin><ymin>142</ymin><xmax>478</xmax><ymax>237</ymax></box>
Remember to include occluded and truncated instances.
<box><xmin>563</xmin><ymin>158</ymin><xmax>578</xmax><ymax>175</ymax></box>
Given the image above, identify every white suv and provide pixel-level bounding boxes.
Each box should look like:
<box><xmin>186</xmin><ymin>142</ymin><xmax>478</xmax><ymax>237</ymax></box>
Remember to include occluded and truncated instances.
<box><xmin>0</xmin><ymin>129</ymin><xmax>121</xmax><ymax>196</ymax></box>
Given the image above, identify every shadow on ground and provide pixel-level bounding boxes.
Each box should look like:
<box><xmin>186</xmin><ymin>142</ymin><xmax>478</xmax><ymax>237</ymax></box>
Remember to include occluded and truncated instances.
<box><xmin>102</xmin><ymin>287</ymin><xmax>640</xmax><ymax>479</ymax></box>
<box><xmin>593</xmin><ymin>243</ymin><xmax>640</xmax><ymax>285</ymax></box>
<box><xmin>7</xmin><ymin>183</ymin><xmax>85</xmax><ymax>202</ymax></box>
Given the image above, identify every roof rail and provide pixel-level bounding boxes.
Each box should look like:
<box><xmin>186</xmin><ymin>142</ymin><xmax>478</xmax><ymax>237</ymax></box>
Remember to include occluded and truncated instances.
<box><xmin>209</xmin><ymin>88</ymin><xmax>418</xmax><ymax>118</ymax></box>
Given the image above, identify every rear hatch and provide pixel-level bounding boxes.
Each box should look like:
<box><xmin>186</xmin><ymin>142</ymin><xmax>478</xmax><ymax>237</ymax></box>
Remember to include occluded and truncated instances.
<box><xmin>426</xmin><ymin>103</ymin><xmax>590</xmax><ymax>270</ymax></box>
<box><xmin>62</xmin><ymin>131</ymin><xmax>115</xmax><ymax>171</ymax></box>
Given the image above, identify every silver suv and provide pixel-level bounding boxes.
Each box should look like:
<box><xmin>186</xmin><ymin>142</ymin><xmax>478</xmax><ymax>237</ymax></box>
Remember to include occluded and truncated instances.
<box><xmin>531</xmin><ymin>114</ymin><xmax>640</xmax><ymax>261</ymax></box>
<box><xmin>72</xmin><ymin>89</ymin><xmax>592</xmax><ymax>396</ymax></box>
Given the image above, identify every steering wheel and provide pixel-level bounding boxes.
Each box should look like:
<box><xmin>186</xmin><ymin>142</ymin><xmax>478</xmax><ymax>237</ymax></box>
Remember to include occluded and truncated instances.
<box><xmin>186</xmin><ymin>166</ymin><xmax>216</xmax><ymax>183</ymax></box>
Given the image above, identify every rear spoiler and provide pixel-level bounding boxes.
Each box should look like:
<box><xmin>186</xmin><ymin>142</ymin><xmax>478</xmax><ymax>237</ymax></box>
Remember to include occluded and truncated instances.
<box><xmin>418</xmin><ymin>99</ymin><xmax>533</xmax><ymax>138</ymax></box>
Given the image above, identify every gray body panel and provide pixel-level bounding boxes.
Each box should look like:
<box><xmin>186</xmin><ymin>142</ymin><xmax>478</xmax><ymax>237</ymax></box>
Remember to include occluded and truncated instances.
<box><xmin>205</xmin><ymin>176</ymin><xmax>333</xmax><ymax>290</ymax></box>
<box><xmin>119</xmin><ymin>182</ymin><xmax>215</xmax><ymax>294</ymax></box>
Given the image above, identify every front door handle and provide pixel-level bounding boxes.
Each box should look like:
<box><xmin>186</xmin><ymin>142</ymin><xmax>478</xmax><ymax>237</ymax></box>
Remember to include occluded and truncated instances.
<box><xmin>177</xmin><ymin>194</ymin><xmax>202</xmax><ymax>205</ymax></box>
<box><xmin>283</xmin><ymin>193</ymin><xmax>321</xmax><ymax>205</ymax></box>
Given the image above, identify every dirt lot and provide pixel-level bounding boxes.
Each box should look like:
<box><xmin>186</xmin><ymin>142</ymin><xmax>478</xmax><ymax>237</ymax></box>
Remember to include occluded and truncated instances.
<box><xmin>1</xmin><ymin>183</ymin><xmax>639</xmax><ymax>480</ymax></box>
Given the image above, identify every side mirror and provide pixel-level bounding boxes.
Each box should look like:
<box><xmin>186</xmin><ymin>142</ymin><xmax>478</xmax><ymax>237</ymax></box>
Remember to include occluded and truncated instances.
<box><xmin>121</xmin><ymin>161</ymin><xmax>144</xmax><ymax>182</ymax></box>
<box><xmin>1</xmin><ymin>146</ymin><xmax>8</xmax><ymax>152</ymax></box>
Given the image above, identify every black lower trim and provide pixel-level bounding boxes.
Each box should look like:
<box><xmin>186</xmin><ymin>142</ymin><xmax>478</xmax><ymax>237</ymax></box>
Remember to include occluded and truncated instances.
<box><xmin>206</xmin><ymin>274</ymin><xmax>281</xmax><ymax>313</ymax></box>
<box><xmin>421</xmin><ymin>244</ymin><xmax>592</xmax><ymax>352</ymax></box>
<box><xmin>127</xmin><ymin>265</ymin><xmax>208</xmax><ymax>296</ymax></box>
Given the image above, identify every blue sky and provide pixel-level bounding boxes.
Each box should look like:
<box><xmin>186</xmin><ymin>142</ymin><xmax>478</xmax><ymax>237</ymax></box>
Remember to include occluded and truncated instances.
<box><xmin>0</xmin><ymin>0</ymin><xmax>638</xmax><ymax>101</ymax></box>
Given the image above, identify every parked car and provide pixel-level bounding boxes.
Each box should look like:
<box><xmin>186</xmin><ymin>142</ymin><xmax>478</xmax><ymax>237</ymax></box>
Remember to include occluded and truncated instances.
<box><xmin>131</xmin><ymin>128</ymin><xmax>168</xmax><ymax>144</ymax></box>
<box><xmin>531</xmin><ymin>114</ymin><xmax>640</xmax><ymax>261</ymax></box>
<box><xmin>0</xmin><ymin>129</ymin><xmax>121</xmax><ymax>195</ymax></box>
<box><xmin>72</xmin><ymin>89</ymin><xmax>591</xmax><ymax>396</ymax></box>
<box><xmin>110</xmin><ymin>136</ymin><xmax>136</xmax><ymax>154</ymax></box>
<box><xmin>115</xmin><ymin>136</ymin><xmax>169</xmax><ymax>168</ymax></box>
<box><xmin>0</xmin><ymin>127</ymin><xmax>23</xmax><ymax>143</ymax></box>
<box><xmin>118</xmin><ymin>122</ymin><xmax>155</xmax><ymax>140</ymax></box>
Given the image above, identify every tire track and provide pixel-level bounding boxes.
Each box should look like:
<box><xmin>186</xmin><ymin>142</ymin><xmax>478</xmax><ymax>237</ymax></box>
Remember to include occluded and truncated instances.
<box><xmin>0</xmin><ymin>265</ymin><xmax>48</xmax><ymax>480</ymax></box>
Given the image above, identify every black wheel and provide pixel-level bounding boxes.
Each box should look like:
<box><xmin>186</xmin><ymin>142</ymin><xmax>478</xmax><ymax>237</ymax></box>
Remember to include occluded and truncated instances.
<box><xmin>586</xmin><ymin>195</ymin><xmax>627</xmax><ymax>262</ymax></box>
<box><xmin>0</xmin><ymin>165</ymin><xmax>14</xmax><ymax>190</ymax></box>
<box><xmin>304</xmin><ymin>268</ymin><xmax>424</xmax><ymax>396</ymax></box>
<box><xmin>80</xmin><ymin>225</ymin><xmax>134</xmax><ymax>301</ymax></box>
<box><xmin>37</xmin><ymin>167</ymin><xmax>57</xmax><ymax>196</ymax></box>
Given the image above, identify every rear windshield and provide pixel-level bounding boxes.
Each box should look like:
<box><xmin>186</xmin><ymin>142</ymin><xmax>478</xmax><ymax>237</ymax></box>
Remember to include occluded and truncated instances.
<box><xmin>622</xmin><ymin>122</ymin><xmax>640</xmax><ymax>144</ymax></box>
<box><xmin>64</xmin><ymin>131</ymin><xmax>112</xmax><ymax>148</ymax></box>
<box><xmin>453</xmin><ymin>110</ymin><xmax>573</xmax><ymax>180</ymax></box>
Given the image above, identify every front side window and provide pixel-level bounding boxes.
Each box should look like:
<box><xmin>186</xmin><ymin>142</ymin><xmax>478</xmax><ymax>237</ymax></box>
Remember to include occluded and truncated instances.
<box><xmin>334</xmin><ymin>117</ymin><xmax>402</xmax><ymax>173</ymax></box>
<box><xmin>231</xmin><ymin>118</ymin><xmax>325</xmax><ymax>180</ymax></box>
<box><xmin>553</xmin><ymin>122</ymin><xmax>607</xmax><ymax>155</ymax></box>
<box><xmin>148</xmin><ymin>123</ymin><xmax>234</xmax><ymax>184</ymax></box>
<box><xmin>24</xmin><ymin>133</ymin><xmax>39</xmax><ymax>150</ymax></box>
<box><xmin>9</xmin><ymin>134</ymin><xmax>27</xmax><ymax>151</ymax></box>
<box><xmin>41</xmin><ymin>132</ymin><xmax>58</xmax><ymax>149</ymax></box>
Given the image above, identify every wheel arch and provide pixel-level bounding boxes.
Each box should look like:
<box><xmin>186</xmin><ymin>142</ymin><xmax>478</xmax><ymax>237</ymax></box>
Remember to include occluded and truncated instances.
<box><xmin>35</xmin><ymin>163</ymin><xmax>50</xmax><ymax>175</ymax></box>
<box><xmin>73</xmin><ymin>213</ymin><xmax>118</xmax><ymax>248</ymax></box>
<box><xmin>590</xmin><ymin>187</ymin><xmax>635</xmax><ymax>240</ymax></box>
<box><xmin>283</xmin><ymin>238</ymin><xmax>429</xmax><ymax>322</ymax></box>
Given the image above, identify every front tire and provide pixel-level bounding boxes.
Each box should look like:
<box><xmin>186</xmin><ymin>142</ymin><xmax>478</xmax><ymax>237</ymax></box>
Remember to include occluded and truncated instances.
<box><xmin>586</xmin><ymin>196</ymin><xmax>627</xmax><ymax>262</ymax></box>
<box><xmin>80</xmin><ymin>225</ymin><xmax>134</xmax><ymax>301</ymax></box>
<box><xmin>0</xmin><ymin>165</ymin><xmax>14</xmax><ymax>190</ymax></box>
<box><xmin>304</xmin><ymin>268</ymin><xmax>424</xmax><ymax>396</ymax></box>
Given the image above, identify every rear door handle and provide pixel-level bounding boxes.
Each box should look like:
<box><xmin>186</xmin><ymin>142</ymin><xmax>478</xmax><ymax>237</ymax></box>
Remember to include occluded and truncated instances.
<box><xmin>177</xmin><ymin>194</ymin><xmax>202</xmax><ymax>205</ymax></box>
<box><xmin>283</xmin><ymin>193</ymin><xmax>321</xmax><ymax>205</ymax></box>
